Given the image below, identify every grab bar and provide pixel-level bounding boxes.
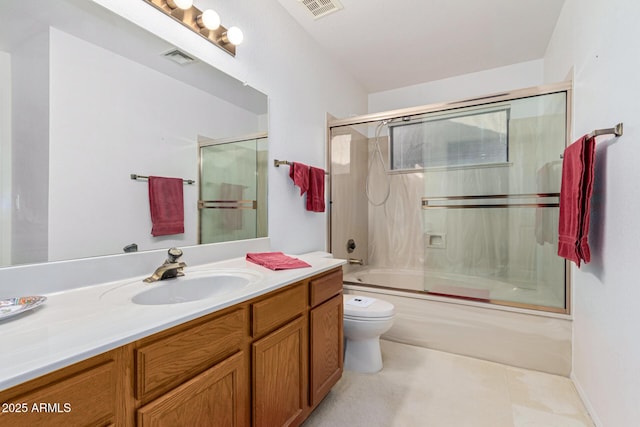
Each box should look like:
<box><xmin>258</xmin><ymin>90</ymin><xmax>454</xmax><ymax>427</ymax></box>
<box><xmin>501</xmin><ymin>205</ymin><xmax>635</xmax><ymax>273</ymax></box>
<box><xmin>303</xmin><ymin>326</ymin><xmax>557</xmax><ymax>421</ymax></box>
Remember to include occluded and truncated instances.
<box><xmin>421</xmin><ymin>193</ymin><xmax>560</xmax><ymax>209</ymax></box>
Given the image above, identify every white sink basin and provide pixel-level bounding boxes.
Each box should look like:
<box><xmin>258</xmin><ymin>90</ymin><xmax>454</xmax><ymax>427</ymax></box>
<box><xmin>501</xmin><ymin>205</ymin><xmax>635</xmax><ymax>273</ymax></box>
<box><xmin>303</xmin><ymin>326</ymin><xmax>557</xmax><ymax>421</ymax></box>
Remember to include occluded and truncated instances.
<box><xmin>100</xmin><ymin>269</ymin><xmax>264</xmax><ymax>306</ymax></box>
<box><xmin>133</xmin><ymin>274</ymin><xmax>253</xmax><ymax>305</ymax></box>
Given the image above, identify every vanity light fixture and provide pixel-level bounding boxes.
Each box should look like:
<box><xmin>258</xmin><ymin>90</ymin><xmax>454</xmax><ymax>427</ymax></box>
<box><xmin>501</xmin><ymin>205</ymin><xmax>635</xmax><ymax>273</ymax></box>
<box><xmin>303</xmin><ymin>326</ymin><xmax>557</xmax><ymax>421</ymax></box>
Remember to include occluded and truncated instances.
<box><xmin>143</xmin><ymin>0</ymin><xmax>243</xmax><ymax>57</ymax></box>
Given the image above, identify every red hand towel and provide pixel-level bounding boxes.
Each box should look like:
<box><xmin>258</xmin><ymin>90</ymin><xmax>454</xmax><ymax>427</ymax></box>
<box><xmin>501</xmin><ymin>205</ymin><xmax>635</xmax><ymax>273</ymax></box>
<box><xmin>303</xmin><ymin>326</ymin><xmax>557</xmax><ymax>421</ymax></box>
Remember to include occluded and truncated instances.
<box><xmin>306</xmin><ymin>166</ymin><xmax>325</xmax><ymax>212</ymax></box>
<box><xmin>289</xmin><ymin>162</ymin><xmax>310</xmax><ymax>195</ymax></box>
<box><xmin>149</xmin><ymin>176</ymin><xmax>184</xmax><ymax>237</ymax></box>
<box><xmin>557</xmin><ymin>136</ymin><xmax>596</xmax><ymax>267</ymax></box>
<box><xmin>246</xmin><ymin>252</ymin><xmax>311</xmax><ymax>270</ymax></box>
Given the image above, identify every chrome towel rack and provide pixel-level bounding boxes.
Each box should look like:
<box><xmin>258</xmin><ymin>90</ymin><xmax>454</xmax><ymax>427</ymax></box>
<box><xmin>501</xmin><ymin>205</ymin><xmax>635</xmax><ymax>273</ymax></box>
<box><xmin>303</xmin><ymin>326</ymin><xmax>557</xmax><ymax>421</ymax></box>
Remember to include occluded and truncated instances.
<box><xmin>130</xmin><ymin>174</ymin><xmax>195</xmax><ymax>185</ymax></box>
<box><xmin>273</xmin><ymin>159</ymin><xmax>329</xmax><ymax>175</ymax></box>
<box><xmin>588</xmin><ymin>122</ymin><xmax>623</xmax><ymax>138</ymax></box>
<box><xmin>274</xmin><ymin>159</ymin><xmax>293</xmax><ymax>167</ymax></box>
<box><xmin>560</xmin><ymin>122</ymin><xmax>623</xmax><ymax>158</ymax></box>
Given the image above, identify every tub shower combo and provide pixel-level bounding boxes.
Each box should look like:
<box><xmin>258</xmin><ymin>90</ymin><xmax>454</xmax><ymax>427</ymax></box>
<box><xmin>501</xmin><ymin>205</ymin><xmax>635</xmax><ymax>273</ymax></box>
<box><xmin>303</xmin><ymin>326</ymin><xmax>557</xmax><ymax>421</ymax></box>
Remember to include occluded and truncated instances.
<box><xmin>329</xmin><ymin>84</ymin><xmax>571</xmax><ymax>314</ymax></box>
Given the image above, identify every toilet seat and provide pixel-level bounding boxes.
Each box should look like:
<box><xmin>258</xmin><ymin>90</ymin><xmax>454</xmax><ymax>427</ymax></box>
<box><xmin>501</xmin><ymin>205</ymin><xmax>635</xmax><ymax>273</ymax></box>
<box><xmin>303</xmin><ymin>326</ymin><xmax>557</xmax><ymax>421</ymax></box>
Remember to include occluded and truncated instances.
<box><xmin>343</xmin><ymin>295</ymin><xmax>395</xmax><ymax>319</ymax></box>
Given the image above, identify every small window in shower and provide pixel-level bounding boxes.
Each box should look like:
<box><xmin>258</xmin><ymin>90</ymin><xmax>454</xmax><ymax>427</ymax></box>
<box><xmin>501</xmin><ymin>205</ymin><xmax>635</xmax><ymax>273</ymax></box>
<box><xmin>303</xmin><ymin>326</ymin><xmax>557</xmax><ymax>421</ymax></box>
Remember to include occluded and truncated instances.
<box><xmin>390</xmin><ymin>108</ymin><xmax>510</xmax><ymax>171</ymax></box>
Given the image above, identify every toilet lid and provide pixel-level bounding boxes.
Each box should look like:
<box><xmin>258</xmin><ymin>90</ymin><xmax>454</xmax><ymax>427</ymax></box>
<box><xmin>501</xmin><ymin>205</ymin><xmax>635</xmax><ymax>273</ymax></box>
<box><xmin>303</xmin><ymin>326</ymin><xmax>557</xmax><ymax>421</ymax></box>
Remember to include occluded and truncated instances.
<box><xmin>343</xmin><ymin>295</ymin><xmax>395</xmax><ymax>319</ymax></box>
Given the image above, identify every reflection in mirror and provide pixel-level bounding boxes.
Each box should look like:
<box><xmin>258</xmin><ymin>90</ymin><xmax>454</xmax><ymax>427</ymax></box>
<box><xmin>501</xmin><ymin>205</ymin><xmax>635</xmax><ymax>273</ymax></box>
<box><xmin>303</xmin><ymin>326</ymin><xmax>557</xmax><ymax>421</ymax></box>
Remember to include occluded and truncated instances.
<box><xmin>0</xmin><ymin>0</ymin><xmax>268</xmax><ymax>268</ymax></box>
<box><xmin>198</xmin><ymin>134</ymin><xmax>268</xmax><ymax>244</ymax></box>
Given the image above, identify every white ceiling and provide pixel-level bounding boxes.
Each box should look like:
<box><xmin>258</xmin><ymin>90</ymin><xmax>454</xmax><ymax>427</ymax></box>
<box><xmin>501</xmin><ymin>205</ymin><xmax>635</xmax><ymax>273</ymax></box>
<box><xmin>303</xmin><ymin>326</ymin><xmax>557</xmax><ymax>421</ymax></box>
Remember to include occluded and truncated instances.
<box><xmin>277</xmin><ymin>0</ymin><xmax>566</xmax><ymax>93</ymax></box>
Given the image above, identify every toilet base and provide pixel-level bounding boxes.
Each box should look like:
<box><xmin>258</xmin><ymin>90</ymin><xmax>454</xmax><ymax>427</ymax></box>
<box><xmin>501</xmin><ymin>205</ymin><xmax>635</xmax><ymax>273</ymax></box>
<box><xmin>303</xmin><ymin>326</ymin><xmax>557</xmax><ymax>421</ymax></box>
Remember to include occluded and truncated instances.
<box><xmin>344</xmin><ymin>337</ymin><xmax>383</xmax><ymax>373</ymax></box>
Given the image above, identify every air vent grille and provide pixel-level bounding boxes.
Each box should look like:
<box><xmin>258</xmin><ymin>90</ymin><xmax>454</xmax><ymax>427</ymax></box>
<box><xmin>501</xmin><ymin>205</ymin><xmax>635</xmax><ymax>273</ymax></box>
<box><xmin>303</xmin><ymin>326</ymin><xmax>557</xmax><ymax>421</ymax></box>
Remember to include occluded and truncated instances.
<box><xmin>298</xmin><ymin>0</ymin><xmax>343</xmax><ymax>20</ymax></box>
<box><xmin>162</xmin><ymin>48</ymin><xmax>196</xmax><ymax>65</ymax></box>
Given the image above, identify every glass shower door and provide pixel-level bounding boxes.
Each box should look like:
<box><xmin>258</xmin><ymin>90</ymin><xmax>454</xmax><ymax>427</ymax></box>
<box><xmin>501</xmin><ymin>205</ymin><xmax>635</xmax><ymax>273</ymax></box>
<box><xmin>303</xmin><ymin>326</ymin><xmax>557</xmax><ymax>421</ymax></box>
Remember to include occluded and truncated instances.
<box><xmin>199</xmin><ymin>136</ymin><xmax>267</xmax><ymax>244</ymax></box>
<box><xmin>415</xmin><ymin>92</ymin><xmax>567</xmax><ymax>310</ymax></box>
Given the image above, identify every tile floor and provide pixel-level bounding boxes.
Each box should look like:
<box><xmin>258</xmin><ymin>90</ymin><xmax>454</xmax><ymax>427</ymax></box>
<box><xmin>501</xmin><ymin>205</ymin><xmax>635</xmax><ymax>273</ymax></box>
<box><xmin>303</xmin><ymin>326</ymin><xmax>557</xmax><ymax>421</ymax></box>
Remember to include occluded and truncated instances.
<box><xmin>303</xmin><ymin>340</ymin><xmax>594</xmax><ymax>427</ymax></box>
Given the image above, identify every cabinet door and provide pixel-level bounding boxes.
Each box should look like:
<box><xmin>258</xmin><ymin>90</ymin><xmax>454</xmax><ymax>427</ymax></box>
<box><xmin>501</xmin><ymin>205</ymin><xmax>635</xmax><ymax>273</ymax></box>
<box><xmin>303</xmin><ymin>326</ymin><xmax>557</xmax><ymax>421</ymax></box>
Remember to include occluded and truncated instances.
<box><xmin>309</xmin><ymin>293</ymin><xmax>343</xmax><ymax>407</ymax></box>
<box><xmin>137</xmin><ymin>351</ymin><xmax>248</xmax><ymax>427</ymax></box>
<box><xmin>252</xmin><ymin>316</ymin><xmax>308</xmax><ymax>427</ymax></box>
<box><xmin>0</xmin><ymin>355</ymin><xmax>119</xmax><ymax>427</ymax></box>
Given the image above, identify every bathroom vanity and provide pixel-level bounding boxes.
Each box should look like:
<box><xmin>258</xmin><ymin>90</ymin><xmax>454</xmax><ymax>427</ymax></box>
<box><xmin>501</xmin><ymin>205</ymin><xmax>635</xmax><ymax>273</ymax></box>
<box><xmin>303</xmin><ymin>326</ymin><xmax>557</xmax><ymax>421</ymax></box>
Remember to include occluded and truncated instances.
<box><xmin>0</xmin><ymin>257</ymin><xmax>344</xmax><ymax>427</ymax></box>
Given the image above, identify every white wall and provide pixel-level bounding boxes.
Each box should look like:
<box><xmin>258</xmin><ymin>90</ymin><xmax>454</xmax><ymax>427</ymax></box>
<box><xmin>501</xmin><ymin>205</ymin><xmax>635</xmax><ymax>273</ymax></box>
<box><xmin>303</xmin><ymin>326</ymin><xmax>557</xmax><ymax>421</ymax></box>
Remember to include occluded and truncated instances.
<box><xmin>91</xmin><ymin>0</ymin><xmax>368</xmax><ymax>256</ymax></box>
<box><xmin>544</xmin><ymin>1</ymin><xmax>640</xmax><ymax>426</ymax></box>
<box><xmin>368</xmin><ymin>59</ymin><xmax>544</xmax><ymax>113</ymax></box>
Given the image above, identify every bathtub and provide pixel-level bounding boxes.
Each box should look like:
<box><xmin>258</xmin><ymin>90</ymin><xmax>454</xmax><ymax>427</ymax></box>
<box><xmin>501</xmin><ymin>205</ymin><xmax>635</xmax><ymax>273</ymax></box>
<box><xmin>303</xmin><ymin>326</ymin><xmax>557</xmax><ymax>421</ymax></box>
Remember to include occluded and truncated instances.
<box><xmin>342</xmin><ymin>267</ymin><xmax>572</xmax><ymax>376</ymax></box>
<box><xmin>344</xmin><ymin>267</ymin><xmax>562</xmax><ymax>307</ymax></box>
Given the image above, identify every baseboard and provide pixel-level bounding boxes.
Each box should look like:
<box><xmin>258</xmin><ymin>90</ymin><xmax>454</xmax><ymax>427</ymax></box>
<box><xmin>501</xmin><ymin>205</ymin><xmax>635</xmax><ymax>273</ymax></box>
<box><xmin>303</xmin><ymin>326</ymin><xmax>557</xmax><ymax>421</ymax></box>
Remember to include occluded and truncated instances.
<box><xmin>570</xmin><ymin>372</ymin><xmax>602</xmax><ymax>427</ymax></box>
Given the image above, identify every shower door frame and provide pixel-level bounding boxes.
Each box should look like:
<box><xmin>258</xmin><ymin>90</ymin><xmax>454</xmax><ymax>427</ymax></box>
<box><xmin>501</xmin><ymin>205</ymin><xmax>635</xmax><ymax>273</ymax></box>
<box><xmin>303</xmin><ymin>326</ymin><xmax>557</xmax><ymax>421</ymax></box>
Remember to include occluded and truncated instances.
<box><xmin>197</xmin><ymin>131</ymin><xmax>268</xmax><ymax>245</ymax></box>
<box><xmin>327</xmin><ymin>81</ymin><xmax>573</xmax><ymax>314</ymax></box>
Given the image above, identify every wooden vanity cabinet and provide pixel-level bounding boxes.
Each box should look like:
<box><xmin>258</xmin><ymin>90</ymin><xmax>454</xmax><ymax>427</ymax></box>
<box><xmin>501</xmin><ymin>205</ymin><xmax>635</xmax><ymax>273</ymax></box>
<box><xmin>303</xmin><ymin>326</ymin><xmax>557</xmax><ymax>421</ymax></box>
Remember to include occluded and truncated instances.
<box><xmin>251</xmin><ymin>283</ymin><xmax>308</xmax><ymax>427</ymax></box>
<box><xmin>308</xmin><ymin>269</ymin><xmax>344</xmax><ymax>409</ymax></box>
<box><xmin>250</xmin><ymin>268</ymin><xmax>343</xmax><ymax>427</ymax></box>
<box><xmin>0</xmin><ymin>267</ymin><xmax>344</xmax><ymax>427</ymax></box>
<box><xmin>0</xmin><ymin>347</ymin><xmax>127</xmax><ymax>427</ymax></box>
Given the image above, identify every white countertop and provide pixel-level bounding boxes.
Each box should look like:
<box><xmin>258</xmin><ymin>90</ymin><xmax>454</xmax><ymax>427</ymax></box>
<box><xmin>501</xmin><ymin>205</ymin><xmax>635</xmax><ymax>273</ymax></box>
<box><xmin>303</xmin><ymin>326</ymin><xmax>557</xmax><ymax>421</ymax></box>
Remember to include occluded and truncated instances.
<box><xmin>0</xmin><ymin>252</ymin><xmax>345</xmax><ymax>392</ymax></box>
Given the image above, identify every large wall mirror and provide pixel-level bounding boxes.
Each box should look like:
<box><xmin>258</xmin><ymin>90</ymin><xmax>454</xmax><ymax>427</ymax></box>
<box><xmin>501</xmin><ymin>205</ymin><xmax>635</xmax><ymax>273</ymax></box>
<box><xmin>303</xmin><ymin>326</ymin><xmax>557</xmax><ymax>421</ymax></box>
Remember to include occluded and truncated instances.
<box><xmin>0</xmin><ymin>0</ymin><xmax>268</xmax><ymax>268</ymax></box>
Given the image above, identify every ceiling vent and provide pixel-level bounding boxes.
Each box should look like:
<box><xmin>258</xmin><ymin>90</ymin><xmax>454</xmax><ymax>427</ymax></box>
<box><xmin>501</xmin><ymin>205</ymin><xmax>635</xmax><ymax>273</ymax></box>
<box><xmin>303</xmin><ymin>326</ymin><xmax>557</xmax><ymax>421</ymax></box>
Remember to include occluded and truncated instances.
<box><xmin>162</xmin><ymin>48</ymin><xmax>196</xmax><ymax>65</ymax></box>
<box><xmin>297</xmin><ymin>0</ymin><xmax>343</xmax><ymax>20</ymax></box>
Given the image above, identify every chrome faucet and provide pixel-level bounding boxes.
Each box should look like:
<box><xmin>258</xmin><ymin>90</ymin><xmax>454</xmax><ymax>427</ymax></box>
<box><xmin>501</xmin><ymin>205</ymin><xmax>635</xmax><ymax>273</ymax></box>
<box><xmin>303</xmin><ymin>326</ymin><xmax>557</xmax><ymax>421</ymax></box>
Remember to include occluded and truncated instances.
<box><xmin>348</xmin><ymin>258</ymin><xmax>364</xmax><ymax>265</ymax></box>
<box><xmin>144</xmin><ymin>248</ymin><xmax>187</xmax><ymax>283</ymax></box>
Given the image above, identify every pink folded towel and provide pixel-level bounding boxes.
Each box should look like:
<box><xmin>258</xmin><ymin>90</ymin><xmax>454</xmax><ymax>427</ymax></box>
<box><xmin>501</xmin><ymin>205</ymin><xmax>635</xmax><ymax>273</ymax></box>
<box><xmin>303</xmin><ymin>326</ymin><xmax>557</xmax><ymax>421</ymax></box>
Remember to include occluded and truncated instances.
<box><xmin>306</xmin><ymin>166</ymin><xmax>325</xmax><ymax>212</ymax></box>
<box><xmin>246</xmin><ymin>252</ymin><xmax>311</xmax><ymax>270</ymax></box>
<box><xmin>289</xmin><ymin>162</ymin><xmax>310</xmax><ymax>195</ymax></box>
<box><xmin>149</xmin><ymin>176</ymin><xmax>185</xmax><ymax>237</ymax></box>
<box><xmin>557</xmin><ymin>135</ymin><xmax>596</xmax><ymax>267</ymax></box>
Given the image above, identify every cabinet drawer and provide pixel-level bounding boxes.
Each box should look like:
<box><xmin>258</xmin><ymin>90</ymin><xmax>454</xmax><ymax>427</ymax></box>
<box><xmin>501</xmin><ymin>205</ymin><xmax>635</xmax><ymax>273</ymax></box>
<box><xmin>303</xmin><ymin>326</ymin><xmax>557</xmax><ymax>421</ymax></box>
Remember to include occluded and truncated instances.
<box><xmin>310</xmin><ymin>268</ymin><xmax>343</xmax><ymax>307</ymax></box>
<box><xmin>0</xmin><ymin>360</ymin><xmax>116</xmax><ymax>427</ymax></box>
<box><xmin>252</xmin><ymin>283</ymin><xmax>306</xmax><ymax>338</ymax></box>
<box><xmin>136</xmin><ymin>307</ymin><xmax>246</xmax><ymax>401</ymax></box>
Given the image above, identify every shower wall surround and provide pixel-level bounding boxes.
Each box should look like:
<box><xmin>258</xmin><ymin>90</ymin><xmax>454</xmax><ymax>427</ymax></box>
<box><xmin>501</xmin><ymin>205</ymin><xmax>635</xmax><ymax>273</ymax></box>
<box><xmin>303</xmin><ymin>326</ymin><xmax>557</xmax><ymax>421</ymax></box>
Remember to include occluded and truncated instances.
<box><xmin>330</xmin><ymin>125</ymin><xmax>369</xmax><ymax>264</ymax></box>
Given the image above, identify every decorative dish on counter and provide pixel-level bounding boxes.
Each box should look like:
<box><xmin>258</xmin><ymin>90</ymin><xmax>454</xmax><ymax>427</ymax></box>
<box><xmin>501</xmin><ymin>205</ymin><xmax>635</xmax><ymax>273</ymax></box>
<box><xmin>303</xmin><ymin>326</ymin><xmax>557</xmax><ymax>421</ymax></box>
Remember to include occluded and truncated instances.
<box><xmin>0</xmin><ymin>296</ymin><xmax>47</xmax><ymax>321</ymax></box>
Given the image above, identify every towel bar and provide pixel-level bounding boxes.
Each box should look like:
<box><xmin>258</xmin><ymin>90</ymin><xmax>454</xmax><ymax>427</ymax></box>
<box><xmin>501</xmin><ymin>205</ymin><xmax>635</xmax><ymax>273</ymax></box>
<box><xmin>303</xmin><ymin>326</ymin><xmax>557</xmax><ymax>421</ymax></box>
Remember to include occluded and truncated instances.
<box><xmin>273</xmin><ymin>159</ymin><xmax>329</xmax><ymax>175</ymax></box>
<box><xmin>130</xmin><ymin>174</ymin><xmax>195</xmax><ymax>185</ymax></box>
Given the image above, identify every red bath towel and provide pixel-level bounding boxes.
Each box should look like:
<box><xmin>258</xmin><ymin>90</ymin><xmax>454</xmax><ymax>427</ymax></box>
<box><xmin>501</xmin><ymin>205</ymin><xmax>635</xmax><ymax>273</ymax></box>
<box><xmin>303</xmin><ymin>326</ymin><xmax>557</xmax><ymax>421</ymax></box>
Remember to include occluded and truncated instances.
<box><xmin>289</xmin><ymin>162</ymin><xmax>310</xmax><ymax>195</ymax></box>
<box><xmin>149</xmin><ymin>176</ymin><xmax>184</xmax><ymax>237</ymax></box>
<box><xmin>557</xmin><ymin>135</ymin><xmax>596</xmax><ymax>267</ymax></box>
<box><xmin>306</xmin><ymin>166</ymin><xmax>325</xmax><ymax>212</ymax></box>
<box><xmin>246</xmin><ymin>252</ymin><xmax>311</xmax><ymax>270</ymax></box>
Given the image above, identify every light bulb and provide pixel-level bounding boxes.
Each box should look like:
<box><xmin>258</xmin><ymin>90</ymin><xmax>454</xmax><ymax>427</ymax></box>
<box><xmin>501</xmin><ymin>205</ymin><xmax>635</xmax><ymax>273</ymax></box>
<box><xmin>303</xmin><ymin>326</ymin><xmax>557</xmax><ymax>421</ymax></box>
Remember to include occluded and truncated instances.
<box><xmin>197</xmin><ymin>9</ymin><xmax>220</xmax><ymax>30</ymax></box>
<box><xmin>226</xmin><ymin>26</ymin><xmax>244</xmax><ymax>45</ymax></box>
<box><xmin>166</xmin><ymin>0</ymin><xmax>193</xmax><ymax>10</ymax></box>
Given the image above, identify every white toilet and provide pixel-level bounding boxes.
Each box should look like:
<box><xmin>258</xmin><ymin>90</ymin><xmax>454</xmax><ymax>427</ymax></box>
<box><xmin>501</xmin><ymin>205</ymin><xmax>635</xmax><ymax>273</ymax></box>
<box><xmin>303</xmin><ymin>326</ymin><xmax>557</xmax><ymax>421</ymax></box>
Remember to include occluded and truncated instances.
<box><xmin>343</xmin><ymin>294</ymin><xmax>395</xmax><ymax>373</ymax></box>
